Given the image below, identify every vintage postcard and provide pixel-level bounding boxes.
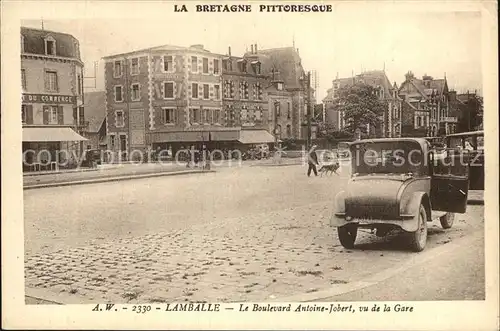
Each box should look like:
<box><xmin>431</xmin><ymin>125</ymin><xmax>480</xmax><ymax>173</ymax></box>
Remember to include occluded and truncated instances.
<box><xmin>1</xmin><ymin>0</ymin><xmax>498</xmax><ymax>330</ymax></box>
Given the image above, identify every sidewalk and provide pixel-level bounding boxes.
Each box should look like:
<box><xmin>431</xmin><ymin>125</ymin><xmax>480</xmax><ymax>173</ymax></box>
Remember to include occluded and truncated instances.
<box><xmin>24</xmin><ymin>163</ymin><xmax>212</xmax><ymax>189</ymax></box>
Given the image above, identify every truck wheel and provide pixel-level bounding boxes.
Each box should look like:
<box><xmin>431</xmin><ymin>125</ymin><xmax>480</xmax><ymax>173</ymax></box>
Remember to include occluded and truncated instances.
<box><xmin>409</xmin><ymin>204</ymin><xmax>428</xmax><ymax>252</ymax></box>
<box><xmin>440</xmin><ymin>212</ymin><xmax>454</xmax><ymax>229</ymax></box>
<box><xmin>338</xmin><ymin>225</ymin><xmax>357</xmax><ymax>249</ymax></box>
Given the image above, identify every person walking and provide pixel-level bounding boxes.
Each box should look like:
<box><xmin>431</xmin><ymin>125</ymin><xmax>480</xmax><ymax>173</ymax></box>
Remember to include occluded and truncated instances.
<box><xmin>307</xmin><ymin>144</ymin><xmax>319</xmax><ymax>177</ymax></box>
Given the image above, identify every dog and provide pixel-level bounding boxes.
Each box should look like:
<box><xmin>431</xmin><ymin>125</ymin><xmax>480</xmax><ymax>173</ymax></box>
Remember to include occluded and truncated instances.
<box><xmin>318</xmin><ymin>162</ymin><xmax>340</xmax><ymax>177</ymax></box>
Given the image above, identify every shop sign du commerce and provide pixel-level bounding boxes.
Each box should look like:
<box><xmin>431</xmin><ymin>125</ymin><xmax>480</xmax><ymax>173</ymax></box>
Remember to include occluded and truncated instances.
<box><xmin>22</xmin><ymin>93</ymin><xmax>76</xmax><ymax>104</ymax></box>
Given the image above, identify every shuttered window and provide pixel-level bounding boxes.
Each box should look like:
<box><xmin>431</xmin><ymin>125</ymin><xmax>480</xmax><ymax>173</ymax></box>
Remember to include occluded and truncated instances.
<box><xmin>192</xmin><ymin>83</ymin><xmax>198</xmax><ymax>99</ymax></box>
<box><xmin>202</xmin><ymin>58</ymin><xmax>209</xmax><ymax>74</ymax></box>
<box><xmin>203</xmin><ymin>84</ymin><xmax>209</xmax><ymax>99</ymax></box>
<box><xmin>163</xmin><ymin>56</ymin><xmax>173</xmax><ymax>72</ymax></box>
<box><xmin>131</xmin><ymin>83</ymin><xmax>140</xmax><ymax>101</ymax></box>
<box><xmin>45</xmin><ymin>71</ymin><xmax>58</xmax><ymax>92</ymax></box>
<box><xmin>161</xmin><ymin>108</ymin><xmax>176</xmax><ymax>124</ymax></box>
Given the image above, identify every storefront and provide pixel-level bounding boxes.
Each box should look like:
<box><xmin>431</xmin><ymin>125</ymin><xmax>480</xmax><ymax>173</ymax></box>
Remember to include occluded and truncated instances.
<box><xmin>22</xmin><ymin>126</ymin><xmax>88</xmax><ymax>172</ymax></box>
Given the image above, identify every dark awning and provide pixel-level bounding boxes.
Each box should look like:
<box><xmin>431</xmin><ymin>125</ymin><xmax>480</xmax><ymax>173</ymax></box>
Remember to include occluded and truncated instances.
<box><xmin>238</xmin><ymin>130</ymin><xmax>275</xmax><ymax>144</ymax></box>
<box><xmin>149</xmin><ymin>130</ymin><xmax>240</xmax><ymax>143</ymax></box>
<box><xmin>23</xmin><ymin>127</ymin><xmax>88</xmax><ymax>142</ymax></box>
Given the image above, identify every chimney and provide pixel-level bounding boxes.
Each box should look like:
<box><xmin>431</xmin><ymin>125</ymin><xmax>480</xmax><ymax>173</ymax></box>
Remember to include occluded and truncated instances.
<box><xmin>228</xmin><ymin>46</ymin><xmax>231</xmax><ymax>57</ymax></box>
<box><xmin>251</xmin><ymin>44</ymin><xmax>254</xmax><ymax>54</ymax></box>
<box><xmin>254</xmin><ymin>44</ymin><xmax>258</xmax><ymax>53</ymax></box>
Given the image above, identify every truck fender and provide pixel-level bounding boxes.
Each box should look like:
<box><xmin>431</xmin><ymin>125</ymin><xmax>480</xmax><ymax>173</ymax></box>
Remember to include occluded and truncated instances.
<box><xmin>399</xmin><ymin>192</ymin><xmax>431</xmax><ymax>232</ymax></box>
<box><xmin>330</xmin><ymin>190</ymin><xmax>347</xmax><ymax>227</ymax></box>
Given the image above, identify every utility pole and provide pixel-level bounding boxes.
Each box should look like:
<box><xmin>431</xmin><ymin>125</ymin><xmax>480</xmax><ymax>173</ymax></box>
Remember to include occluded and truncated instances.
<box><xmin>306</xmin><ymin>71</ymin><xmax>312</xmax><ymax>149</ymax></box>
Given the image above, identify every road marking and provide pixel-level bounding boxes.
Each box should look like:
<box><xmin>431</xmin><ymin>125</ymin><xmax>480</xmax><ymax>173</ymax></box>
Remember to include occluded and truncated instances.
<box><xmin>275</xmin><ymin>230</ymin><xmax>483</xmax><ymax>302</ymax></box>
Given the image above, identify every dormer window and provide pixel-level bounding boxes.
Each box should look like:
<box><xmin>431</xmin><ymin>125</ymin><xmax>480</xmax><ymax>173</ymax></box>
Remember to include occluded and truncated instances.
<box><xmin>237</xmin><ymin>59</ymin><xmax>247</xmax><ymax>73</ymax></box>
<box><xmin>277</xmin><ymin>82</ymin><xmax>284</xmax><ymax>91</ymax></box>
<box><xmin>44</xmin><ymin>36</ymin><xmax>56</xmax><ymax>56</ymax></box>
<box><xmin>251</xmin><ymin>61</ymin><xmax>261</xmax><ymax>74</ymax></box>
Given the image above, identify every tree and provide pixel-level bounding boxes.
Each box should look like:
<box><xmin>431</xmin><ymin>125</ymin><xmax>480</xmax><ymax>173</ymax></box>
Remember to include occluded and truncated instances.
<box><xmin>332</xmin><ymin>83</ymin><xmax>387</xmax><ymax>136</ymax></box>
<box><xmin>458</xmin><ymin>94</ymin><xmax>483</xmax><ymax>132</ymax></box>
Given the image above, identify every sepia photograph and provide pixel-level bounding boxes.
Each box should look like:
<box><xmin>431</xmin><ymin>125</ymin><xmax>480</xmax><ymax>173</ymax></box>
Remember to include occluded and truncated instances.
<box><xmin>1</xmin><ymin>0</ymin><xmax>498</xmax><ymax>330</ymax></box>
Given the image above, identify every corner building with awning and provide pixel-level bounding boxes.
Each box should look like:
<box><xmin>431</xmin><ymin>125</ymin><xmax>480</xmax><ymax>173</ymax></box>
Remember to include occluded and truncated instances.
<box><xmin>21</xmin><ymin>26</ymin><xmax>87</xmax><ymax>171</ymax></box>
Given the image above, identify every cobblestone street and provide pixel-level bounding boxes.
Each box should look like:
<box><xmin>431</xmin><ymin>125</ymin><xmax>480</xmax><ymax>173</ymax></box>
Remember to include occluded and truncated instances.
<box><xmin>24</xmin><ymin>165</ymin><xmax>485</xmax><ymax>303</ymax></box>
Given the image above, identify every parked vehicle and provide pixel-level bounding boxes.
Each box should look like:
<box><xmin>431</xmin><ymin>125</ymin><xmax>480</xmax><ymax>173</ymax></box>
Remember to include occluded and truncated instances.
<box><xmin>445</xmin><ymin>131</ymin><xmax>484</xmax><ymax>190</ymax></box>
<box><xmin>330</xmin><ymin>138</ymin><xmax>469</xmax><ymax>252</ymax></box>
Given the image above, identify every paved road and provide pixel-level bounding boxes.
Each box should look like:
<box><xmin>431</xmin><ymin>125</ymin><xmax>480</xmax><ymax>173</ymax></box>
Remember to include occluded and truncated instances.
<box><xmin>24</xmin><ymin>164</ymin><xmax>484</xmax><ymax>303</ymax></box>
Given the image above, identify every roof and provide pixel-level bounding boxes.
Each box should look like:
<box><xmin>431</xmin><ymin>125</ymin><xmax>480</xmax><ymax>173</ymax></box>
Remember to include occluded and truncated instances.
<box><xmin>21</xmin><ymin>26</ymin><xmax>81</xmax><ymax>60</ymax></box>
<box><xmin>83</xmin><ymin>91</ymin><xmax>106</xmax><ymax>132</ymax></box>
<box><xmin>102</xmin><ymin>44</ymin><xmax>224</xmax><ymax>60</ymax></box>
<box><xmin>256</xmin><ymin>47</ymin><xmax>305</xmax><ymax>89</ymax></box>
<box><xmin>323</xmin><ymin>70</ymin><xmax>397</xmax><ymax>102</ymax></box>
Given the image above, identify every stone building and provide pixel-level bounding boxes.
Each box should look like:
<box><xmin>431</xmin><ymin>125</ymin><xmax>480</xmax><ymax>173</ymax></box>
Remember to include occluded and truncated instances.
<box><xmin>323</xmin><ymin>70</ymin><xmax>402</xmax><ymax>138</ymax></box>
<box><xmin>21</xmin><ymin>26</ymin><xmax>87</xmax><ymax>171</ymax></box>
<box><xmin>103</xmin><ymin>44</ymin><xmax>234</xmax><ymax>160</ymax></box>
<box><xmin>398</xmin><ymin>71</ymin><xmax>457</xmax><ymax>136</ymax></box>
<box><xmin>220</xmin><ymin>45</ymin><xmax>274</xmax><ymax>147</ymax></box>
<box><xmin>250</xmin><ymin>46</ymin><xmax>312</xmax><ymax>142</ymax></box>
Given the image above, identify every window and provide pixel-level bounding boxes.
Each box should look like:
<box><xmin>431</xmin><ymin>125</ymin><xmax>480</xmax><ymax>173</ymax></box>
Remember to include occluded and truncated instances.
<box><xmin>277</xmin><ymin>82</ymin><xmax>284</xmax><ymax>91</ymax></box>
<box><xmin>77</xmin><ymin>74</ymin><xmax>82</xmax><ymax>95</ymax></box>
<box><xmin>21</xmin><ymin>35</ymin><xmax>25</xmax><ymax>53</ymax></box>
<box><xmin>21</xmin><ymin>69</ymin><xmax>26</xmax><ymax>89</ymax></box>
<box><xmin>49</xmin><ymin>106</ymin><xmax>58</xmax><ymax>124</ymax></box>
<box><xmin>239</xmin><ymin>60</ymin><xmax>247</xmax><ymax>73</ymax></box>
<box><xmin>131</xmin><ymin>83</ymin><xmax>140</xmax><ymax>101</ymax></box>
<box><xmin>255</xmin><ymin>107</ymin><xmax>262</xmax><ymax>122</ymax></box>
<box><xmin>78</xmin><ymin>107</ymin><xmax>85</xmax><ymax>125</ymax></box>
<box><xmin>255</xmin><ymin>82</ymin><xmax>263</xmax><ymax>100</ymax></box>
<box><xmin>163</xmin><ymin>56</ymin><xmax>173</xmax><ymax>72</ymax></box>
<box><xmin>120</xmin><ymin>135</ymin><xmax>127</xmax><ymax>151</ymax></box>
<box><xmin>110</xmin><ymin>135</ymin><xmax>115</xmax><ymax>148</ymax></box>
<box><xmin>116</xmin><ymin>111</ymin><xmax>124</xmax><ymax>127</ymax></box>
<box><xmin>45</xmin><ymin>37</ymin><xmax>56</xmax><ymax>55</ymax></box>
<box><xmin>190</xmin><ymin>108</ymin><xmax>200</xmax><ymax>124</ymax></box>
<box><xmin>213</xmin><ymin>59</ymin><xmax>220</xmax><ymax>74</ymax></box>
<box><xmin>214</xmin><ymin>84</ymin><xmax>220</xmax><ymax>100</ymax></box>
<box><xmin>287</xmin><ymin>102</ymin><xmax>291</xmax><ymax>119</ymax></box>
<box><xmin>114</xmin><ymin>60</ymin><xmax>122</xmax><ymax>77</ymax></box>
<box><xmin>253</xmin><ymin>62</ymin><xmax>261</xmax><ymax>74</ymax></box>
<box><xmin>241</xmin><ymin>106</ymin><xmax>248</xmax><ymax>122</ymax></box>
<box><xmin>275</xmin><ymin>102</ymin><xmax>281</xmax><ymax>116</ymax></box>
<box><xmin>240</xmin><ymin>81</ymin><xmax>249</xmax><ymax>99</ymax></box>
<box><xmin>203</xmin><ymin>84</ymin><xmax>209</xmax><ymax>99</ymax></box>
<box><xmin>21</xmin><ymin>105</ymin><xmax>27</xmax><ymax>124</ymax></box>
<box><xmin>114</xmin><ymin>86</ymin><xmax>123</xmax><ymax>102</ymax></box>
<box><xmin>191</xmin><ymin>56</ymin><xmax>198</xmax><ymax>72</ymax></box>
<box><xmin>192</xmin><ymin>83</ymin><xmax>198</xmax><ymax>98</ymax></box>
<box><xmin>213</xmin><ymin>109</ymin><xmax>221</xmax><ymax>124</ymax></box>
<box><xmin>164</xmin><ymin>82</ymin><xmax>174</xmax><ymax>99</ymax></box>
<box><xmin>204</xmin><ymin>108</ymin><xmax>212</xmax><ymax>124</ymax></box>
<box><xmin>286</xmin><ymin>125</ymin><xmax>292</xmax><ymax>137</ymax></box>
<box><xmin>161</xmin><ymin>108</ymin><xmax>176</xmax><ymax>124</ymax></box>
<box><xmin>417</xmin><ymin>117</ymin><xmax>422</xmax><ymax>127</ymax></box>
<box><xmin>45</xmin><ymin>71</ymin><xmax>58</xmax><ymax>92</ymax></box>
<box><xmin>202</xmin><ymin>58</ymin><xmax>209</xmax><ymax>74</ymax></box>
<box><xmin>131</xmin><ymin>58</ymin><xmax>139</xmax><ymax>75</ymax></box>
<box><xmin>224</xmin><ymin>80</ymin><xmax>234</xmax><ymax>98</ymax></box>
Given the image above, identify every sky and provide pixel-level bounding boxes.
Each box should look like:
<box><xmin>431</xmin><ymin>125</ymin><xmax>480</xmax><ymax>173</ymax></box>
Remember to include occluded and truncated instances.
<box><xmin>20</xmin><ymin>1</ymin><xmax>483</xmax><ymax>101</ymax></box>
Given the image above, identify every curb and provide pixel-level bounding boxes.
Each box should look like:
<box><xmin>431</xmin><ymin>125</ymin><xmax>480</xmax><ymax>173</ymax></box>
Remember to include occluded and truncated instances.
<box><xmin>23</xmin><ymin>170</ymin><xmax>215</xmax><ymax>190</ymax></box>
